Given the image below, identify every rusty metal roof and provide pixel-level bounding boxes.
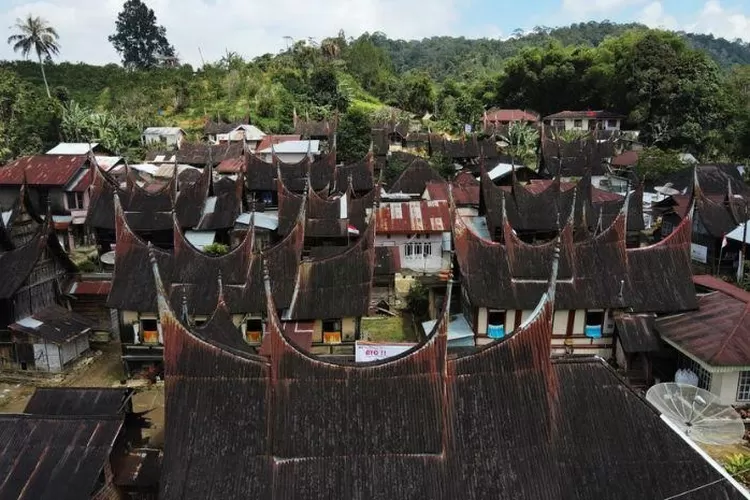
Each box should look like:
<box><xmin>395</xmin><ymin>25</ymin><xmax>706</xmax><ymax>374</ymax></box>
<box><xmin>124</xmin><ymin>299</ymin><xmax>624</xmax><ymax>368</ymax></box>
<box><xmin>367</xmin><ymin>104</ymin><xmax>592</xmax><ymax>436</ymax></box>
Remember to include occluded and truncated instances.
<box><xmin>498</xmin><ymin>180</ymin><xmax>623</xmax><ymax>204</ymax></box>
<box><xmin>256</xmin><ymin>134</ymin><xmax>301</xmax><ymax>152</ymax></box>
<box><xmin>68</xmin><ymin>280</ymin><xmax>112</xmax><ymax>296</ymax></box>
<box><xmin>656</xmin><ymin>280</ymin><xmax>750</xmax><ymax>367</ymax></box>
<box><xmin>375</xmin><ymin>200</ymin><xmax>450</xmax><ymax>234</ymax></box>
<box><xmin>0</xmin><ymin>155</ymin><xmax>89</xmax><ymax>187</ymax></box>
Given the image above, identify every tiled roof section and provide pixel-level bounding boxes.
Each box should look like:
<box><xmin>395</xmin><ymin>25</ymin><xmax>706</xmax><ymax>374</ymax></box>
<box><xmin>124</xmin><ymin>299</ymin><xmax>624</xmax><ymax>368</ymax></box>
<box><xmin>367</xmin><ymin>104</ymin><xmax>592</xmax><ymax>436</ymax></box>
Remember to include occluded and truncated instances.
<box><xmin>375</xmin><ymin>200</ymin><xmax>450</xmax><ymax>234</ymax></box>
<box><xmin>154</xmin><ymin>253</ymin><xmax>742</xmax><ymax>500</ymax></box>
<box><xmin>256</xmin><ymin>134</ymin><xmax>301</xmax><ymax>153</ymax></box>
<box><xmin>0</xmin><ymin>155</ymin><xmax>89</xmax><ymax>186</ymax></box>
<box><xmin>146</xmin><ymin>142</ymin><xmax>244</xmax><ymax>167</ymax></box>
<box><xmin>614</xmin><ymin>312</ymin><xmax>660</xmax><ymax>353</ymax></box>
<box><xmin>0</xmin><ymin>414</ymin><xmax>123</xmax><ymax>500</ymax></box>
<box><xmin>195</xmin><ymin>175</ymin><xmax>243</xmax><ymax>231</ymax></box>
<box><xmin>106</xmin><ymin>196</ymin><xmax>173</xmax><ymax>312</ymax></box>
<box><xmin>335</xmin><ymin>153</ymin><xmax>375</xmax><ymax>192</ymax></box>
<box><xmin>484</xmin><ymin>109</ymin><xmax>540</xmax><ymax>123</ymax></box>
<box><xmin>170</xmin><ymin>219</ymin><xmax>254</xmax><ymax>315</ymax></box>
<box><xmin>10</xmin><ymin>305</ymin><xmax>93</xmax><ymax>343</ymax></box>
<box><xmin>389</xmin><ymin>159</ymin><xmax>445</xmax><ymax>194</ymax></box>
<box><xmin>657</xmin><ymin>280</ymin><xmax>750</xmax><ymax>367</ymax></box>
<box><xmin>544</xmin><ymin>110</ymin><xmax>626</xmax><ymax>120</ymax></box>
<box><xmin>287</xmin><ymin>216</ymin><xmax>375</xmax><ymax>320</ymax></box>
<box><xmin>23</xmin><ymin>387</ymin><xmax>133</xmax><ymax>416</ymax></box>
<box><xmin>454</xmin><ymin>204</ymin><xmax>696</xmax><ymax>312</ymax></box>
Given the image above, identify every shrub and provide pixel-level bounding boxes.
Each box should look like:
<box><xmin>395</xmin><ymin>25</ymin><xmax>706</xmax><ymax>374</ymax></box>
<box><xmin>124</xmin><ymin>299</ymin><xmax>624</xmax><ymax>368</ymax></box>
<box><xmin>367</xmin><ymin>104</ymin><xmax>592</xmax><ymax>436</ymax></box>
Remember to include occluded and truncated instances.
<box><xmin>203</xmin><ymin>242</ymin><xmax>229</xmax><ymax>256</ymax></box>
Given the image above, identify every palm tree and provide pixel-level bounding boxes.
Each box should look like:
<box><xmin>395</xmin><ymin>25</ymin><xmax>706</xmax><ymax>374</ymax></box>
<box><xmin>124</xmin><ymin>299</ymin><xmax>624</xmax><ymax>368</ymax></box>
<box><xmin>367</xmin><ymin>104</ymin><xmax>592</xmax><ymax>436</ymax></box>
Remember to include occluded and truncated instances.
<box><xmin>7</xmin><ymin>15</ymin><xmax>60</xmax><ymax>98</ymax></box>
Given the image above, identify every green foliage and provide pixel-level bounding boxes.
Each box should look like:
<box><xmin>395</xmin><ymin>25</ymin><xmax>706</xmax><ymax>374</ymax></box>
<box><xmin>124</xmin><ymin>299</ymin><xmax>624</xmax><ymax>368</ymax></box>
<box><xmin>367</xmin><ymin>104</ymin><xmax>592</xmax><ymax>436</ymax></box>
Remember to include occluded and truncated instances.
<box><xmin>337</xmin><ymin>106</ymin><xmax>371</xmax><ymax>164</ymax></box>
<box><xmin>7</xmin><ymin>14</ymin><xmax>60</xmax><ymax>97</ymax></box>
<box><xmin>430</xmin><ymin>152</ymin><xmax>455</xmax><ymax>181</ymax></box>
<box><xmin>394</xmin><ymin>71</ymin><xmax>435</xmax><ymax>114</ymax></box>
<box><xmin>501</xmin><ymin>122</ymin><xmax>540</xmax><ymax>167</ymax></box>
<box><xmin>202</xmin><ymin>242</ymin><xmax>229</xmax><ymax>256</ymax></box>
<box><xmin>635</xmin><ymin>146</ymin><xmax>684</xmax><ymax>183</ymax></box>
<box><xmin>77</xmin><ymin>259</ymin><xmax>97</xmax><ymax>273</ymax></box>
<box><xmin>405</xmin><ymin>281</ymin><xmax>430</xmax><ymax>320</ymax></box>
<box><xmin>383</xmin><ymin>155</ymin><xmax>408</xmax><ymax>187</ymax></box>
<box><xmin>344</xmin><ymin>34</ymin><xmax>395</xmax><ymax>98</ymax></box>
<box><xmin>723</xmin><ymin>454</ymin><xmax>750</xmax><ymax>487</ymax></box>
<box><xmin>109</xmin><ymin>0</ymin><xmax>175</xmax><ymax>69</ymax></box>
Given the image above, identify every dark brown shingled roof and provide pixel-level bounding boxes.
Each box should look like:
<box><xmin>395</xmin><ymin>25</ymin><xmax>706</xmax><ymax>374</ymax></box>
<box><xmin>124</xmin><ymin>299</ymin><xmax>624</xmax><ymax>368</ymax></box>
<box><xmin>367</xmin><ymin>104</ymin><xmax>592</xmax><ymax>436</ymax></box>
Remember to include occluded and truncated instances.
<box><xmin>9</xmin><ymin>305</ymin><xmax>93</xmax><ymax>344</ymax></box>
<box><xmin>195</xmin><ymin>174</ymin><xmax>244</xmax><ymax>231</ymax></box>
<box><xmin>146</xmin><ymin>142</ymin><xmax>244</xmax><ymax>167</ymax></box>
<box><xmin>245</xmin><ymin>152</ymin><xmax>277</xmax><ymax>192</ymax></box>
<box><xmin>24</xmin><ymin>387</ymin><xmax>133</xmax><ymax>416</ymax></box>
<box><xmin>294</xmin><ymin>116</ymin><xmax>337</xmax><ymax>139</ymax></box>
<box><xmin>335</xmin><ymin>153</ymin><xmax>375</xmax><ymax>193</ymax></box>
<box><xmin>389</xmin><ymin>158</ymin><xmax>445</xmax><ymax>194</ymax></box>
<box><xmin>153</xmin><ymin>245</ymin><xmax>742</xmax><ymax>500</ymax></box>
<box><xmin>614</xmin><ymin>312</ymin><xmax>660</xmax><ymax>353</ymax></box>
<box><xmin>106</xmin><ymin>195</ymin><xmax>174</xmax><ymax>312</ymax></box>
<box><xmin>286</xmin><ymin>213</ymin><xmax>375</xmax><ymax>320</ymax></box>
<box><xmin>541</xmin><ymin>134</ymin><xmax>615</xmax><ymax>177</ymax></box>
<box><xmin>0</xmin><ymin>414</ymin><xmax>123</xmax><ymax>500</ymax></box>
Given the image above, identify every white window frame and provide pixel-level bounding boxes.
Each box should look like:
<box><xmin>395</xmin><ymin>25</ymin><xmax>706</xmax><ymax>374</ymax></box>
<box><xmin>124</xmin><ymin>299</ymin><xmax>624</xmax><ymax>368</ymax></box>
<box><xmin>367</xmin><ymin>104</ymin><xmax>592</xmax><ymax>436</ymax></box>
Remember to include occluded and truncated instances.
<box><xmin>738</xmin><ymin>371</ymin><xmax>750</xmax><ymax>402</ymax></box>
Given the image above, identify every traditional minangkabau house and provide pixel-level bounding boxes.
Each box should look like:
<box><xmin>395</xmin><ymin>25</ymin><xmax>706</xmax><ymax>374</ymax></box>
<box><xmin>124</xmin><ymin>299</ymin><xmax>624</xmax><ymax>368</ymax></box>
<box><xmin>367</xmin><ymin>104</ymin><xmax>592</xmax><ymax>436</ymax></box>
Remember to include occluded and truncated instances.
<box><xmin>107</xmin><ymin>192</ymin><xmax>305</xmax><ymax>376</ymax></box>
<box><xmin>293</xmin><ymin>111</ymin><xmax>337</xmax><ymax>145</ymax></box>
<box><xmin>482</xmin><ymin>108</ymin><xmax>540</xmax><ymax>135</ymax></box>
<box><xmin>0</xmin><ymin>184</ymin><xmax>43</xmax><ymax>249</ymax></box>
<box><xmin>334</xmin><ymin>152</ymin><xmax>376</xmax><ymax>195</ymax></box>
<box><xmin>388</xmin><ymin>158</ymin><xmax>445</xmax><ymax>197</ymax></box>
<box><xmin>454</xmin><ymin>187</ymin><xmax>696</xmax><ymax>357</ymax></box>
<box><xmin>194</xmin><ymin>173</ymin><xmax>245</xmax><ymax>245</ymax></box>
<box><xmin>0</xmin><ymin>215</ymin><xmax>93</xmax><ymax>372</ymax></box>
<box><xmin>86</xmin><ymin>162</ymin><xmax>210</xmax><ymax>250</ymax></box>
<box><xmin>0</xmin><ymin>154</ymin><xmax>93</xmax><ymax>251</ymax></box>
<box><xmin>540</xmin><ymin>132</ymin><xmax>617</xmax><ymax>179</ymax></box>
<box><xmin>423</xmin><ymin>171</ymin><xmax>479</xmax><ymax>212</ymax></box>
<box><xmin>374</xmin><ymin>119</ymin><xmax>410</xmax><ymax>151</ymax></box>
<box><xmin>153</xmin><ymin>240</ymin><xmax>746</xmax><ymax>499</ymax></box>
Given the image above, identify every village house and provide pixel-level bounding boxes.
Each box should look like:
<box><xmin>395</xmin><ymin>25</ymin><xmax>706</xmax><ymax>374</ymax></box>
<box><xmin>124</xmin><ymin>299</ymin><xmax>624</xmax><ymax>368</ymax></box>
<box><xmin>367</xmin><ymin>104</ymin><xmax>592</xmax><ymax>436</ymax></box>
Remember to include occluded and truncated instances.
<box><xmin>0</xmin><ymin>387</ymin><xmax>158</xmax><ymax>499</ymax></box>
<box><xmin>655</xmin><ymin>275</ymin><xmax>750</xmax><ymax>406</ymax></box>
<box><xmin>203</xmin><ymin>118</ymin><xmax>266</xmax><ymax>148</ymax></box>
<box><xmin>145</xmin><ymin>141</ymin><xmax>244</xmax><ymax>169</ymax></box>
<box><xmin>388</xmin><ymin>158</ymin><xmax>445</xmax><ymax>197</ymax></box>
<box><xmin>423</xmin><ymin>171</ymin><xmax>480</xmax><ymax>212</ymax></box>
<box><xmin>141</xmin><ymin>127</ymin><xmax>186</xmax><ymax>149</ymax></box>
<box><xmin>0</xmin><ymin>154</ymin><xmax>93</xmax><ymax>251</ymax></box>
<box><xmin>482</xmin><ymin>108</ymin><xmax>539</xmax><ymax>135</ymax></box>
<box><xmin>543</xmin><ymin>110</ymin><xmax>625</xmax><ymax>132</ymax></box>
<box><xmin>293</xmin><ymin>112</ymin><xmax>337</xmax><ymax>143</ymax></box>
<box><xmin>256</xmin><ymin>139</ymin><xmax>320</xmax><ymax>164</ymax></box>
<box><xmin>456</xmin><ymin>174</ymin><xmax>694</xmax><ymax>357</ymax></box>
<box><xmin>152</xmin><ymin>251</ymin><xmax>747</xmax><ymax>499</ymax></box>
<box><xmin>0</xmin><ymin>216</ymin><xmax>90</xmax><ymax>372</ymax></box>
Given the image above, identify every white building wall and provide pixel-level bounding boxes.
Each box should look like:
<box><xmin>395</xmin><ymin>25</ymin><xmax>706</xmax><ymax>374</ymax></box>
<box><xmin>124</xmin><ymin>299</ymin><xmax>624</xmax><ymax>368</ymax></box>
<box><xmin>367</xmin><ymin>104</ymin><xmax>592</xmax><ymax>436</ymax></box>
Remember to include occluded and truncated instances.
<box><xmin>34</xmin><ymin>343</ymin><xmax>63</xmax><ymax>372</ymax></box>
<box><xmin>374</xmin><ymin>234</ymin><xmax>444</xmax><ymax>273</ymax></box>
<box><xmin>60</xmin><ymin>340</ymin><xmax>79</xmax><ymax>366</ymax></box>
<box><xmin>712</xmin><ymin>372</ymin><xmax>743</xmax><ymax>406</ymax></box>
<box><xmin>551</xmin><ymin>118</ymin><xmax>621</xmax><ymax>131</ymax></box>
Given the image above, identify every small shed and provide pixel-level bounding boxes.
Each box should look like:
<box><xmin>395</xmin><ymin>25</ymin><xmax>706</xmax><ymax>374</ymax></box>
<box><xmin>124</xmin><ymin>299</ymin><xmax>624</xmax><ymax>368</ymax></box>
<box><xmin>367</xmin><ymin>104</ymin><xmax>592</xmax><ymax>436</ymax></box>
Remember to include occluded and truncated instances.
<box><xmin>9</xmin><ymin>305</ymin><xmax>93</xmax><ymax>372</ymax></box>
<box><xmin>141</xmin><ymin>127</ymin><xmax>185</xmax><ymax>149</ymax></box>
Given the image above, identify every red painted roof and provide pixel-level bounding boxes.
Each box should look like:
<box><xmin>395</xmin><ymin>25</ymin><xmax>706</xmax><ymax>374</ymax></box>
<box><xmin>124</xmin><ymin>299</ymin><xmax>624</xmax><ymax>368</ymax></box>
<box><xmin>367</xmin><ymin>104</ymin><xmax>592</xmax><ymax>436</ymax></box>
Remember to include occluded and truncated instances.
<box><xmin>68</xmin><ymin>280</ymin><xmax>112</xmax><ymax>295</ymax></box>
<box><xmin>424</xmin><ymin>180</ymin><xmax>479</xmax><ymax>206</ymax></box>
<box><xmin>499</xmin><ymin>180</ymin><xmax>623</xmax><ymax>203</ymax></box>
<box><xmin>544</xmin><ymin>110</ymin><xmax>625</xmax><ymax>120</ymax></box>
<box><xmin>255</xmin><ymin>135</ymin><xmax>300</xmax><ymax>152</ymax></box>
<box><xmin>657</xmin><ymin>281</ymin><xmax>750</xmax><ymax>367</ymax></box>
<box><xmin>0</xmin><ymin>155</ymin><xmax>89</xmax><ymax>187</ymax></box>
<box><xmin>216</xmin><ymin>157</ymin><xmax>245</xmax><ymax>174</ymax></box>
<box><xmin>484</xmin><ymin>109</ymin><xmax>539</xmax><ymax>123</ymax></box>
<box><xmin>375</xmin><ymin>200</ymin><xmax>451</xmax><ymax>234</ymax></box>
<box><xmin>611</xmin><ymin>150</ymin><xmax>639</xmax><ymax>167</ymax></box>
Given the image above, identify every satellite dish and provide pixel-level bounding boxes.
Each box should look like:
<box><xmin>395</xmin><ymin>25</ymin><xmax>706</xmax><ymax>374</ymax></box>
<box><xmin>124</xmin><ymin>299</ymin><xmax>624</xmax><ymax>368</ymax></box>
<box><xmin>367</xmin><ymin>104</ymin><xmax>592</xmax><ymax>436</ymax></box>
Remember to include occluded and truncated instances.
<box><xmin>646</xmin><ymin>383</ymin><xmax>745</xmax><ymax>445</ymax></box>
<box><xmin>100</xmin><ymin>251</ymin><xmax>116</xmax><ymax>266</ymax></box>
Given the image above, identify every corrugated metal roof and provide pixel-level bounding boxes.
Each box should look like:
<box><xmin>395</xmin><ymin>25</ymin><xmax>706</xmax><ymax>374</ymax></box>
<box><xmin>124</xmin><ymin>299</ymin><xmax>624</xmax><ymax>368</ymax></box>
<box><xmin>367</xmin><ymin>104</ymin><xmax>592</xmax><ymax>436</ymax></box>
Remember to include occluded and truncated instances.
<box><xmin>487</xmin><ymin>163</ymin><xmax>530</xmax><ymax>181</ymax></box>
<box><xmin>484</xmin><ymin>109</ymin><xmax>539</xmax><ymax>123</ymax></box>
<box><xmin>68</xmin><ymin>280</ymin><xmax>112</xmax><ymax>295</ymax></box>
<box><xmin>375</xmin><ymin>200</ymin><xmax>450</xmax><ymax>234</ymax></box>
<box><xmin>0</xmin><ymin>155</ymin><xmax>89</xmax><ymax>186</ymax></box>
<box><xmin>46</xmin><ymin>142</ymin><xmax>99</xmax><ymax>155</ymax></box>
<box><xmin>257</xmin><ymin>140</ymin><xmax>319</xmax><ymax>154</ymax></box>
<box><xmin>94</xmin><ymin>156</ymin><xmax>123</xmax><ymax>170</ymax></box>
<box><xmin>256</xmin><ymin>134</ymin><xmax>301</xmax><ymax>152</ymax></box>
<box><xmin>238</xmin><ymin>124</ymin><xmax>266</xmax><ymax>141</ymax></box>
<box><xmin>143</xmin><ymin>127</ymin><xmax>184</xmax><ymax>135</ymax></box>
<box><xmin>235</xmin><ymin>212</ymin><xmax>279</xmax><ymax>230</ymax></box>
<box><xmin>184</xmin><ymin>230</ymin><xmax>216</xmax><ymax>249</ymax></box>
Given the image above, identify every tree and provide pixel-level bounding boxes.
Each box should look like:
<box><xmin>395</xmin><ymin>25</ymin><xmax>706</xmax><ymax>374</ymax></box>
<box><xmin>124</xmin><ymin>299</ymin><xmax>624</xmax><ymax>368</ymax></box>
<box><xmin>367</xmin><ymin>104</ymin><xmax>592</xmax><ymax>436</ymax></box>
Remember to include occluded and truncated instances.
<box><xmin>396</xmin><ymin>71</ymin><xmax>435</xmax><ymax>115</ymax></box>
<box><xmin>635</xmin><ymin>146</ymin><xmax>684</xmax><ymax>184</ymax></box>
<box><xmin>7</xmin><ymin>15</ymin><xmax>60</xmax><ymax>98</ymax></box>
<box><xmin>109</xmin><ymin>0</ymin><xmax>175</xmax><ymax>69</ymax></box>
<box><xmin>500</xmin><ymin>122</ymin><xmax>540</xmax><ymax>167</ymax></box>
<box><xmin>337</xmin><ymin>107</ymin><xmax>371</xmax><ymax>164</ymax></box>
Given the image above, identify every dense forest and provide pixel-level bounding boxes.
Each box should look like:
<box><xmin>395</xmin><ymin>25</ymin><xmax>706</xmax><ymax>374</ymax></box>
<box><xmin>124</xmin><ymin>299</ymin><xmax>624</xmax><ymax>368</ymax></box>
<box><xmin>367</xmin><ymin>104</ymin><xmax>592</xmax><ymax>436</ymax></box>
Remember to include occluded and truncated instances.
<box><xmin>1</xmin><ymin>18</ymin><xmax>750</xmax><ymax>166</ymax></box>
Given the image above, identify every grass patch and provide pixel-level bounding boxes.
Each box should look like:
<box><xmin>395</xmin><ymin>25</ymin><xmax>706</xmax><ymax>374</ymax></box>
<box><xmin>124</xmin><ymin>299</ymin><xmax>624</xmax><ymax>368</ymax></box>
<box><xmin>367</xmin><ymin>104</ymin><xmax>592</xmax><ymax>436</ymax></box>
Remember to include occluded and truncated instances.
<box><xmin>360</xmin><ymin>316</ymin><xmax>416</xmax><ymax>343</ymax></box>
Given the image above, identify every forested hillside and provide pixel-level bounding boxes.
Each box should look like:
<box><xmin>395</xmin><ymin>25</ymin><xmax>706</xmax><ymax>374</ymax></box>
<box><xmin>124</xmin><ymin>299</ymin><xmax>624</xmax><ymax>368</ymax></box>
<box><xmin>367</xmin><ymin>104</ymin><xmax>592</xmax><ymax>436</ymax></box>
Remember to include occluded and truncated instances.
<box><xmin>1</xmin><ymin>19</ymin><xmax>750</xmax><ymax>165</ymax></box>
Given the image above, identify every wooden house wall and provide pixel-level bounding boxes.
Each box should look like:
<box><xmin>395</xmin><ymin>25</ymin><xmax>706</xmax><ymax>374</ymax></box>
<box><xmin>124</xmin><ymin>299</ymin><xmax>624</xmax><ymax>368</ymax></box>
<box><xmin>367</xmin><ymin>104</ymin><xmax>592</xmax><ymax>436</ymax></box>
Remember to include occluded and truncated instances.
<box><xmin>12</xmin><ymin>246</ymin><xmax>67</xmax><ymax>321</ymax></box>
<box><xmin>72</xmin><ymin>296</ymin><xmax>112</xmax><ymax>332</ymax></box>
<box><xmin>29</xmin><ymin>336</ymin><xmax>88</xmax><ymax>372</ymax></box>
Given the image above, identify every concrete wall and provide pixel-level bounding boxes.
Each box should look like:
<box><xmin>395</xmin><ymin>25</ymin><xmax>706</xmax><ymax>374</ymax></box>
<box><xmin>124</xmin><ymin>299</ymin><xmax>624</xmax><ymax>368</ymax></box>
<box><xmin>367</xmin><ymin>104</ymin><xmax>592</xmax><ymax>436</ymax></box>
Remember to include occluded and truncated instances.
<box><xmin>710</xmin><ymin>371</ymin><xmax>748</xmax><ymax>406</ymax></box>
<box><xmin>548</xmin><ymin>118</ymin><xmax>621</xmax><ymax>131</ymax></box>
<box><xmin>375</xmin><ymin>234</ymin><xmax>445</xmax><ymax>274</ymax></box>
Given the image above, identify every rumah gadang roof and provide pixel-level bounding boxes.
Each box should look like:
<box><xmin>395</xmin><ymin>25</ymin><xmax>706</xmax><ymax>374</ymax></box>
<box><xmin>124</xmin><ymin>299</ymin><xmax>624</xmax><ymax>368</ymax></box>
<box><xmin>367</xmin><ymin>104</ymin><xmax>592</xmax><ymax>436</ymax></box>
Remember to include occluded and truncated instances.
<box><xmin>10</xmin><ymin>305</ymin><xmax>93</xmax><ymax>344</ymax></box>
<box><xmin>456</xmin><ymin>192</ymin><xmax>696</xmax><ymax>312</ymax></box>
<box><xmin>389</xmin><ymin>158</ymin><xmax>445</xmax><ymax>194</ymax></box>
<box><xmin>614</xmin><ymin>312</ymin><xmax>660</xmax><ymax>353</ymax></box>
<box><xmin>0</xmin><ymin>155</ymin><xmax>90</xmax><ymax>187</ymax></box>
<box><xmin>146</xmin><ymin>142</ymin><xmax>244</xmax><ymax>167</ymax></box>
<box><xmin>375</xmin><ymin>200</ymin><xmax>450</xmax><ymax>234</ymax></box>
<box><xmin>335</xmin><ymin>152</ymin><xmax>375</xmax><ymax>192</ymax></box>
<box><xmin>195</xmin><ymin>174</ymin><xmax>244</xmax><ymax>231</ymax></box>
<box><xmin>424</xmin><ymin>171</ymin><xmax>479</xmax><ymax>206</ymax></box>
<box><xmin>277</xmin><ymin>174</ymin><xmax>349</xmax><ymax>239</ymax></box>
<box><xmin>293</xmin><ymin>114</ymin><xmax>337</xmax><ymax>139</ymax></box>
<box><xmin>0</xmin><ymin>414</ymin><xmax>124</xmax><ymax>500</ymax></box>
<box><xmin>656</xmin><ymin>276</ymin><xmax>750</xmax><ymax>368</ymax></box>
<box><xmin>541</xmin><ymin>134</ymin><xmax>615</xmax><ymax>177</ymax></box>
<box><xmin>152</xmin><ymin>236</ymin><xmax>744</xmax><ymax>500</ymax></box>
<box><xmin>23</xmin><ymin>387</ymin><xmax>133</xmax><ymax>416</ymax></box>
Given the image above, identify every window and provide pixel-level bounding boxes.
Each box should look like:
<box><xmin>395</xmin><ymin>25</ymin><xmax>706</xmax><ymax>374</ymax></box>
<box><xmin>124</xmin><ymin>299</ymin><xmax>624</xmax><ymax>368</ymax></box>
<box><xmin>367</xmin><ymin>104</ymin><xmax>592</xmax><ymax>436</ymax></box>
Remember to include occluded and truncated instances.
<box><xmin>245</xmin><ymin>318</ymin><xmax>263</xmax><ymax>344</ymax></box>
<box><xmin>141</xmin><ymin>319</ymin><xmax>159</xmax><ymax>344</ymax></box>
<box><xmin>405</xmin><ymin>242</ymin><xmax>424</xmax><ymax>259</ymax></box>
<box><xmin>573</xmin><ymin>119</ymin><xmax>583</xmax><ymax>128</ymax></box>
<box><xmin>543</xmin><ymin>120</ymin><xmax>551</xmax><ymax>126</ymax></box>
<box><xmin>607</xmin><ymin>119</ymin><xmax>619</xmax><ymax>129</ymax></box>
<box><xmin>66</xmin><ymin>192</ymin><xmax>84</xmax><ymax>210</ymax></box>
<box><xmin>422</xmin><ymin>243</ymin><xmax>432</xmax><ymax>257</ymax></box>
<box><xmin>679</xmin><ymin>354</ymin><xmax>712</xmax><ymax>391</ymax></box>
<box><xmin>323</xmin><ymin>319</ymin><xmax>342</xmax><ymax>345</ymax></box>
<box><xmin>553</xmin><ymin>119</ymin><xmax>565</xmax><ymax>129</ymax></box>
<box><xmin>662</xmin><ymin>221</ymin><xmax>674</xmax><ymax>237</ymax></box>
<box><xmin>738</xmin><ymin>372</ymin><xmax>750</xmax><ymax>402</ymax></box>
<box><xmin>194</xmin><ymin>320</ymin><xmax>206</xmax><ymax>327</ymax></box>
<box><xmin>585</xmin><ymin>310</ymin><xmax>604</xmax><ymax>339</ymax></box>
<box><xmin>487</xmin><ymin>310</ymin><xmax>506</xmax><ymax>339</ymax></box>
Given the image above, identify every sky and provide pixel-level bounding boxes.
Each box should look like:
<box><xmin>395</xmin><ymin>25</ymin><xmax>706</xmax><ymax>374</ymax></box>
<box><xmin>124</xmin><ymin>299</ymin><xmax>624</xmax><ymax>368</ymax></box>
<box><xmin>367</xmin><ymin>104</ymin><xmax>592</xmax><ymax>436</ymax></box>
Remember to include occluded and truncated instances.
<box><xmin>0</xmin><ymin>0</ymin><xmax>749</xmax><ymax>67</ymax></box>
